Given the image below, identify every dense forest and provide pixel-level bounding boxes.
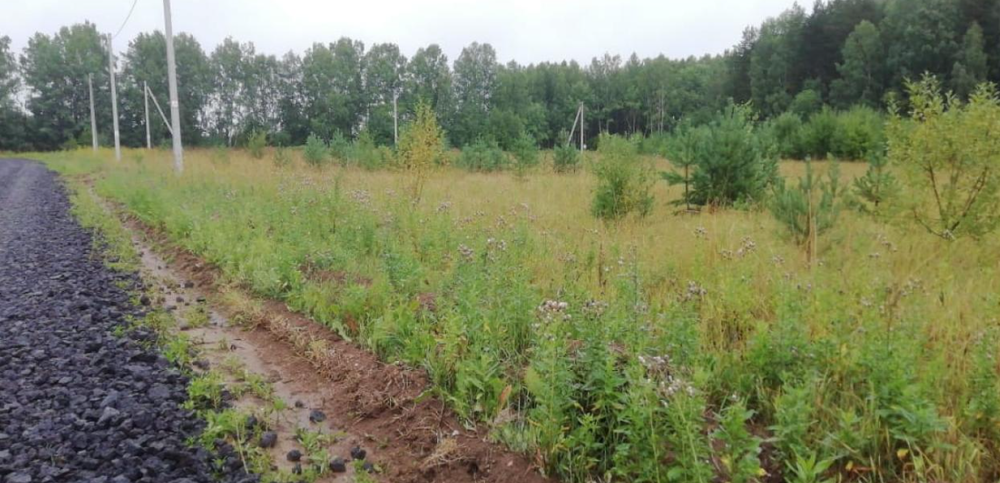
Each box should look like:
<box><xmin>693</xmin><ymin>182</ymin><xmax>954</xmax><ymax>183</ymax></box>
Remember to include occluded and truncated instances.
<box><xmin>1</xmin><ymin>0</ymin><xmax>998</xmax><ymax>152</ymax></box>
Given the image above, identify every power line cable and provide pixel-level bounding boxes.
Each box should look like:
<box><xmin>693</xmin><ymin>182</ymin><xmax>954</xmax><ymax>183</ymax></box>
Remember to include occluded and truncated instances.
<box><xmin>112</xmin><ymin>0</ymin><xmax>140</xmax><ymax>40</ymax></box>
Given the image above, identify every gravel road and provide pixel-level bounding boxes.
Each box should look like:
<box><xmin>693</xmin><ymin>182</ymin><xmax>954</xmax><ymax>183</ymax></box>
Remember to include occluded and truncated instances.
<box><xmin>0</xmin><ymin>159</ymin><xmax>254</xmax><ymax>483</ymax></box>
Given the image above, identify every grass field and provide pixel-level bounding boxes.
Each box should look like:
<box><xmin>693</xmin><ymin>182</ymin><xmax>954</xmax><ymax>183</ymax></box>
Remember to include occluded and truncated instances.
<box><xmin>41</xmin><ymin>147</ymin><xmax>1000</xmax><ymax>483</ymax></box>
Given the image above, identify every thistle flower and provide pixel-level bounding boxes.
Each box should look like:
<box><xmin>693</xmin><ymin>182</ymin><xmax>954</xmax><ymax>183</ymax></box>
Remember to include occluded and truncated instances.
<box><xmin>582</xmin><ymin>299</ymin><xmax>608</xmax><ymax>318</ymax></box>
<box><xmin>537</xmin><ymin>300</ymin><xmax>570</xmax><ymax>323</ymax></box>
<box><xmin>685</xmin><ymin>281</ymin><xmax>707</xmax><ymax>301</ymax></box>
<box><xmin>458</xmin><ymin>244</ymin><xmax>474</xmax><ymax>262</ymax></box>
<box><xmin>737</xmin><ymin>236</ymin><xmax>756</xmax><ymax>257</ymax></box>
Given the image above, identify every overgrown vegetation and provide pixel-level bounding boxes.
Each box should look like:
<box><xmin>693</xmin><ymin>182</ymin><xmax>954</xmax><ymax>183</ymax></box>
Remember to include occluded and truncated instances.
<box><xmin>39</xmin><ymin>76</ymin><xmax>1000</xmax><ymax>483</ymax></box>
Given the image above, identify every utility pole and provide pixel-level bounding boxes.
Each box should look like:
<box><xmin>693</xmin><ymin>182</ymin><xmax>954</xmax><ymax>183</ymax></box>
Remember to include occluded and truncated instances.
<box><xmin>88</xmin><ymin>74</ymin><xmax>98</xmax><ymax>152</ymax></box>
<box><xmin>144</xmin><ymin>81</ymin><xmax>152</xmax><ymax>149</ymax></box>
<box><xmin>579</xmin><ymin>103</ymin><xmax>585</xmax><ymax>152</ymax></box>
<box><xmin>106</xmin><ymin>34</ymin><xmax>121</xmax><ymax>161</ymax></box>
<box><xmin>163</xmin><ymin>0</ymin><xmax>184</xmax><ymax>173</ymax></box>
<box><xmin>392</xmin><ymin>91</ymin><xmax>399</xmax><ymax>146</ymax></box>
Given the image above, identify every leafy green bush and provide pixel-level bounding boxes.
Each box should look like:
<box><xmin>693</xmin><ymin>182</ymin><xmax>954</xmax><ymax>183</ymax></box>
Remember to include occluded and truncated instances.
<box><xmin>247</xmin><ymin>129</ymin><xmax>267</xmax><ymax>159</ymax></box>
<box><xmin>831</xmin><ymin>105</ymin><xmax>883</xmax><ymax>160</ymax></box>
<box><xmin>638</xmin><ymin>131</ymin><xmax>672</xmax><ymax>155</ymax></box>
<box><xmin>801</xmin><ymin>108</ymin><xmax>838</xmax><ymax>159</ymax></box>
<box><xmin>888</xmin><ymin>76</ymin><xmax>1000</xmax><ymax>239</ymax></box>
<box><xmin>486</xmin><ymin>109</ymin><xmax>525</xmax><ymax>150</ymax></box>
<box><xmin>457</xmin><ymin>138</ymin><xmax>508</xmax><ymax>172</ymax></box>
<box><xmin>591</xmin><ymin>133</ymin><xmax>654</xmax><ymax>220</ymax></box>
<box><xmin>767</xmin><ymin>112</ymin><xmax>805</xmax><ymax>159</ymax></box>
<box><xmin>302</xmin><ymin>133</ymin><xmax>328</xmax><ymax>167</ymax></box>
<box><xmin>687</xmin><ymin>104</ymin><xmax>778</xmax><ymax>207</ymax></box>
<box><xmin>552</xmin><ymin>143</ymin><xmax>580</xmax><ymax>172</ymax></box>
<box><xmin>789</xmin><ymin>89</ymin><xmax>823</xmax><ymax>119</ymax></box>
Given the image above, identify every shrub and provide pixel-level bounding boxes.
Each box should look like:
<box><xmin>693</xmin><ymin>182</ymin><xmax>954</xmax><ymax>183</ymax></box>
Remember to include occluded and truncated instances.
<box><xmin>397</xmin><ymin>101</ymin><xmax>445</xmax><ymax>202</ymax></box>
<box><xmin>768</xmin><ymin>112</ymin><xmax>805</xmax><ymax>159</ymax></box>
<box><xmin>591</xmin><ymin>133</ymin><xmax>655</xmax><ymax>220</ymax></box>
<box><xmin>552</xmin><ymin>143</ymin><xmax>580</xmax><ymax>172</ymax></box>
<box><xmin>486</xmin><ymin>109</ymin><xmax>526</xmax><ymax>150</ymax></box>
<box><xmin>247</xmin><ymin>129</ymin><xmax>267</xmax><ymax>159</ymax></box>
<box><xmin>303</xmin><ymin>133</ymin><xmax>328</xmax><ymax>167</ymax></box>
<box><xmin>638</xmin><ymin>132</ymin><xmax>672</xmax><ymax>155</ymax></box>
<box><xmin>457</xmin><ymin>138</ymin><xmax>508</xmax><ymax>172</ymax></box>
<box><xmin>688</xmin><ymin>103</ymin><xmax>778</xmax><ymax>207</ymax></box>
<box><xmin>770</xmin><ymin>159</ymin><xmax>842</xmax><ymax>265</ymax></box>
<box><xmin>831</xmin><ymin>105</ymin><xmax>883</xmax><ymax>160</ymax></box>
<box><xmin>510</xmin><ymin>130</ymin><xmax>539</xmax><ymax>178</ymax></box>
<box><xmin>789</xmin><ymin>89</ymin><xmax>823</xmax><ymax>119</ymax></box>
<box><xmin>801</xmin><ymin>108</ymin><xmax>838</xmax><ymax>159</ymax></box>
<box><xmin>888</xmin><ymin>76</ymin><xmax>1000</xmax><ymax>239</ymax></box>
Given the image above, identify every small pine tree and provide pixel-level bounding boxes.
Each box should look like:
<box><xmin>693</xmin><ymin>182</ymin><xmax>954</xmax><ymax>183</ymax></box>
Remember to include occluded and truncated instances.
<box><xmin>328</xmin><ymin>131</ymin><xmax>351</xmax><ymax>163</ymax></box>
<box><xmin>662</xmin><ymin>126</ymin><xmax>702</xmax><ymax>211</ymax></box>
<box><xmin>770</xmin><ymin>158</ymin><xmax>842</xmax><ymax>266</ymax></box>
<box><xmin>852</xmin><ymin>150</ymin><xmax>898</xmax><ymax>216</ymax></box>
<box><xmin>552</xmin><ymin>142</ymin><xmax>580</xmax><ymax>172</ymax></box>
<box><xmin>247</xmin><ymin>129</ymin><xmax>267</xmax><ymax>159</ymax></box>
<box><xmin>688</xmin><ymin>103</ymin><xmax>778</xmax><ymax>207</ymax></box>
<box><xmin>397</xmin><ymin>101</ymin><xmax>445</xmax><ymax>202</ymax></box>
<box><xmin>303</xmin><ymin>133</ymin><xmax>328</xmax><ymax>167</ymax></box>
<box><xmin>510</xmin><ymin>130</ymin><xmax>539</xmax><ymax>179</ymax></box>
<box><xmin>272</xmin><ymin>146</ymin><xmax>291</xmax><ymax>167</ymax></box>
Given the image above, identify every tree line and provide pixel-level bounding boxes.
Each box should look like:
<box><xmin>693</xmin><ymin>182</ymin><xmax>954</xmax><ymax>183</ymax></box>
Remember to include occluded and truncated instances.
<box><xmin>1</xmin><ymin>0</ymin><xmax>998</xmax><ymax>152</ymax></box>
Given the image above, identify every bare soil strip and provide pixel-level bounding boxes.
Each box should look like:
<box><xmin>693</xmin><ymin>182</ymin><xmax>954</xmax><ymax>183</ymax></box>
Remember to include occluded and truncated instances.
<box><xmin>109</xmin><ymin>191</ymin><xmax>550</xmax><ymax>483</ymax></box>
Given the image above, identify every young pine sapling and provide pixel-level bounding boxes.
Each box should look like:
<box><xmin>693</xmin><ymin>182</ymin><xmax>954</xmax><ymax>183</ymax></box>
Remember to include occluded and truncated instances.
<box><xmin>852</xmin><ymin>149</ymin><xmax>898</xmax><ymax>216</ymax></box>
<box><xmin>770</xmin><ymin>158</ymin><xmax>842</xmax><ymax>266</ymax></box>
<box><xmin>662</xmin><ymin>126</ymin><xmax>702</xmax><ymax>212</ymax></box>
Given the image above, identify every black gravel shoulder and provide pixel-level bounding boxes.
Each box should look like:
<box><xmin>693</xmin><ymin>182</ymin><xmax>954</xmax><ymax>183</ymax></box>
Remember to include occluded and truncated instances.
<box><xmin>0</xmin><ymin>159</ymin><xmax>253</xmax><ymax>483</ymax></box>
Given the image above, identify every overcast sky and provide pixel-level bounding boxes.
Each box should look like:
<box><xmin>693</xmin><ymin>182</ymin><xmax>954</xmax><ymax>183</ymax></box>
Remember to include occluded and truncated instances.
<box><xmin>4</xmin><ymin>0</ymin><xmax>798</xmax><ymax>65</ymax></box>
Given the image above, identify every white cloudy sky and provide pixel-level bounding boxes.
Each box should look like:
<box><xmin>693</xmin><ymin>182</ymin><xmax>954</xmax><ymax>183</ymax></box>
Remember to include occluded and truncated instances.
<box><xmin>4</xmin><ymin>0</ymin><xmax>798</xmax><ymax>64</ymax></box>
